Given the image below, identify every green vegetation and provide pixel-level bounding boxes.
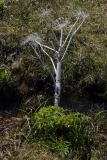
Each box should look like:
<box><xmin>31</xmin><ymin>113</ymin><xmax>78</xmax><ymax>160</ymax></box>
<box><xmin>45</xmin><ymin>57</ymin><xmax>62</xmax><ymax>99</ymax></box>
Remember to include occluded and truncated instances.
<box><xmin>0</xmin><ymin>0</ymin><xmax>107</xmax><ymax>159</ymax></box>
<box><xmin>0</xmin><ymin>1</ymin><xmax>4</xmax><ymax>20</ymax></box>
<box><xmin>30</xmin><ymin>106</ymin><xmax>94</xmax><ymax>158</ymax></box>
<box><xmin>0</xmin><ymin>1</ymin><xmax>4</xmax><ymax>10</ymax></box>
<box><xmin>0</xmin><ymin>106</ymin><xmax>107</xmax><ymax>159</ymax></box>
<box><xmin>0</xmin><ymin>65</ymin><xmax>11</xmax><ymax>86</ymax></box>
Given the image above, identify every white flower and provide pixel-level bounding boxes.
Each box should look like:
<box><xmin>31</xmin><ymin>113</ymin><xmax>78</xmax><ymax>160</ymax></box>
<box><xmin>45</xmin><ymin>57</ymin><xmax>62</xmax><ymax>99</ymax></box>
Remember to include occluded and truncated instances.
<box><xmin>54</xmin><ymin>17</ymin><xmax>70</xmax><ymax>29</ymax></box>
<box><xmin>22</xmin><ymin>33</ymin><xmax>42</xmax><ymax>46</ymax></box>
<box><xmin>76</xmin><ymin>10</ymin><xmax>89</xmax><ymax>20</ymax></box>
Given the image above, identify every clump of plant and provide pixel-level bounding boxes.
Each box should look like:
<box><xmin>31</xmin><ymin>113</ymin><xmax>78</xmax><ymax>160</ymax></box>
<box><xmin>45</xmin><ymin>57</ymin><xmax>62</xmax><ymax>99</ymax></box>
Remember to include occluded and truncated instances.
<box><xmin>0</xmin><ymin>1</ymin><xmax>4</xmax><ymax>20</ymax></box>
<box><xmin>0</xmin><ymin>1</ymin><xmax>4</xmax><ymax>9</ymax></box>
<box><xmin>0</xmin><ymin>65</ymin><xmax>11</xmax><ymax>87</ymax></box>
<box><xmin>30</xmin><ymin>106</ymin><xmax>94</xmax><ymax>158</ymax></box>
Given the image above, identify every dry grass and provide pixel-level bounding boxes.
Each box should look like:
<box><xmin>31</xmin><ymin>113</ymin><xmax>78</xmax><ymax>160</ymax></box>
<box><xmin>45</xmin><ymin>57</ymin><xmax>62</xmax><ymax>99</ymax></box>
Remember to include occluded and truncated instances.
<box><xmin>0</xmin><ymin>115</ymin><xmax>62</xmax><ymax>160</ymax></box>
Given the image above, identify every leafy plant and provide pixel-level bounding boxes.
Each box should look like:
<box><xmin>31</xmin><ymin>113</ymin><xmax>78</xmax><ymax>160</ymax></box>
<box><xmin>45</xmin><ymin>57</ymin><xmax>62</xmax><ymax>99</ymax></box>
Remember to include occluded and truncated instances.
<box><xmin>0</xmin><ymin>1</ymin><xmax>4</xmax><ymax>20</ymax></box>
<box><xmin>0</xmin><ymin>1</ymin><xmax>4</xmax><ymax>10</ymax></box>
<box><xmin>30</xmin><ymin>106</ymin><xmax>94</xmax><ymax>157</ymax></box>
<box><xmin>0</xmin><ymin>65</ymin><xmax>11</xmax><ymax>86</ymax></box>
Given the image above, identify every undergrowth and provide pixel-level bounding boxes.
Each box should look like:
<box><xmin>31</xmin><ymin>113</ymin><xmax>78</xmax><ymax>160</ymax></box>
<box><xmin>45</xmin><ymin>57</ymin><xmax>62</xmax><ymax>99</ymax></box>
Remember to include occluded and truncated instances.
<box><xmin>0</xmin><ymin>106</ymin><xmax>107</xmax><ymax>160</ymax></box>
<box><xmin>29</xmin><ymin>106</ymin><xmax>94</xmax><ymax>159</ymax></box>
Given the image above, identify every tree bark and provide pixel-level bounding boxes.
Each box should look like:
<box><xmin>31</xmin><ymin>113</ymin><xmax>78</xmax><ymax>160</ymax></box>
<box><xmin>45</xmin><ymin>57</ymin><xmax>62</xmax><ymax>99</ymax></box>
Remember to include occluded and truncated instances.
<box><xmin>54</xmin><ymin>61</ymin><xmax>61</xmax><ymax>106</ymax></box>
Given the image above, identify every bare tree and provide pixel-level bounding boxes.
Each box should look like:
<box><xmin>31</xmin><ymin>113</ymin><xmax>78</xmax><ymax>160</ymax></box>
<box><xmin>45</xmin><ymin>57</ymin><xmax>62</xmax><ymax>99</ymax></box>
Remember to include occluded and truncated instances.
<box><xmin>22</xmin><ymin>10</ymin><xmax>88</xmax><ymax>106</ymax></box>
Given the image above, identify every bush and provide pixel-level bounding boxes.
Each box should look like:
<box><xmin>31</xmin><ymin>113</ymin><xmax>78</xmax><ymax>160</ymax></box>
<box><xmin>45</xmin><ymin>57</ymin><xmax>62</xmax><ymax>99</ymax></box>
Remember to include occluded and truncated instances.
<box><xmin>30</xmin><ymin>106</ymin><xmax>94</xmax><ymax>158</ymax></box>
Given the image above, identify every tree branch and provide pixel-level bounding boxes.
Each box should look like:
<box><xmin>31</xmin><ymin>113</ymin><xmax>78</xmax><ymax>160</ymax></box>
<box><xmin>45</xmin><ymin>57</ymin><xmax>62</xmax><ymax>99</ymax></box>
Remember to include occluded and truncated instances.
<box><xmin>62</xmin><ymin>16</ymin><xmax>80</xmax><ymax>48</ymax></box>
<box><xmin>45</xmin><ymin>14</ymin><xmax>59</xmax><ymax>45</ymax></box>
<box><xmin>60</xmin><ymin>29</ymin><xmax>63</xmax><ymax>47</ymax></box>
<box><xmin>40</xmin><ymin>45</ymin><xmax>57</xmax><ymax>73</ymax></box>
<box><xmin>35</xmin><ymin>40</ymin><xmax>58</xmax><ymax>54</ymax></box>
<box><xmin>50</xmin><ymin>41</ymin><xmax>58</xmax><ymax>57</ymax></box>
<box><xmin>61</xmin><ymin>18</ymin><xmax>86</xmax><ymax>61</ymax></box>
<box><xmin>29</xmin><ymin>43</ymin><xmax>55</xmax><ymax>86</ymax></box>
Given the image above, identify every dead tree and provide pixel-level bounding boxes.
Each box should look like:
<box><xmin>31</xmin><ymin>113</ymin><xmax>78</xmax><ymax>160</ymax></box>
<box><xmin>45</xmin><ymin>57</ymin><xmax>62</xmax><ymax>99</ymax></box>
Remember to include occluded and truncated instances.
<box><xmin>22</xmin><ymin>10</ymin><xmax>88</xmax><ymax>106</ymax></box>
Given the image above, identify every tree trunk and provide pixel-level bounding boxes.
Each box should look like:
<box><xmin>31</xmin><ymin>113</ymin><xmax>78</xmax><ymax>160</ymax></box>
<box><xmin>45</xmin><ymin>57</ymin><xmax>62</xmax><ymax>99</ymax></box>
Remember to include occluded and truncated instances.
<box><xmin>54</xmin><ymin>61</ymin><xmax>61</xmax><ymax>106</ymax></box>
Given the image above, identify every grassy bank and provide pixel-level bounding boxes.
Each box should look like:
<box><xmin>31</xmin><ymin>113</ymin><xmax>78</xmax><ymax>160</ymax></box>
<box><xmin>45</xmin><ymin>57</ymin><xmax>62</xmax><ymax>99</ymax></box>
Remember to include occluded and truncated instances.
<box><xmin>1</xmin><ymin>0</ymin><xmax>107</xmax><ymax>96</ymax></box>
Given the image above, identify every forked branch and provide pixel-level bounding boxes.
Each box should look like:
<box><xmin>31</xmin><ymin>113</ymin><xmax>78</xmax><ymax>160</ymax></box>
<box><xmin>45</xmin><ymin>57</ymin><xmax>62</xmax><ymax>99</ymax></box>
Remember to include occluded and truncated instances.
<box><xmin>29</xmin><ymin>43</ymin><xmax>56</xmax><ymax>86</ymax></box>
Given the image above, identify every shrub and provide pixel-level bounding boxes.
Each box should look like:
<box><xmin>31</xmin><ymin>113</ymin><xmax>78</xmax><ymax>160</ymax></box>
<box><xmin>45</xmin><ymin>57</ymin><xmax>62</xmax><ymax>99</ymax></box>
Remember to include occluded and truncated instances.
<box><xmin>30</xmin><ymin>106</ymin><xmax>94</xmax><ymax>157</ymax></box>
